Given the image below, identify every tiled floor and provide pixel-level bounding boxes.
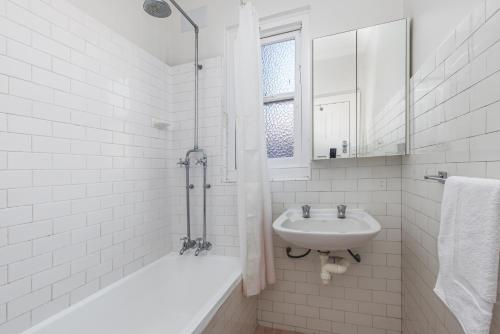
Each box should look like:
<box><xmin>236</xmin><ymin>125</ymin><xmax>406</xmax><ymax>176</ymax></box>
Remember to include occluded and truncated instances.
<box><xmin>255</xmin><ymin>326</ymin><xmax>299</xmax><ymax>334</ymax></box>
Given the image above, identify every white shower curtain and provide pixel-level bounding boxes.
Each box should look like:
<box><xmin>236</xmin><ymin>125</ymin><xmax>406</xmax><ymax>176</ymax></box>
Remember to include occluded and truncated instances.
<box><xmin>234</xmin><ymin>1</ymin><xmax>276</xmax><ymax>297</ymax></box>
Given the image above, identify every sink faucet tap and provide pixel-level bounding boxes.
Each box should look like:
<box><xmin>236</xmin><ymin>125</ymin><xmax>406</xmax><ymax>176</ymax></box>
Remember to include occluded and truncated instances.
<box><xmin>337</xmin><ymin>205</ymin><xmax>347</xmax><ymax>219</ymax></box>
<box><xmin>302</xmin><ymin>205</ymin><xmax>311</xmax><ymax>218</ymax></box>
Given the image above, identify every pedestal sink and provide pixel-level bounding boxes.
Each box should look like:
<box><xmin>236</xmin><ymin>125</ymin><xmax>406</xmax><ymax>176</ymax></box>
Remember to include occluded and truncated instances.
<box><xmin>272</xmin><ymin>208</ymin><xmax>381</xmax><ymax>251</ymax></box>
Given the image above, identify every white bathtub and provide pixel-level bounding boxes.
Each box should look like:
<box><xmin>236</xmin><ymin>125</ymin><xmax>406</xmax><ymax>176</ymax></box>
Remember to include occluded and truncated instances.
<box><xmin>23</xmin><ymin>253</ymin><xmax>241</xmax><ymax>334</ymax></box>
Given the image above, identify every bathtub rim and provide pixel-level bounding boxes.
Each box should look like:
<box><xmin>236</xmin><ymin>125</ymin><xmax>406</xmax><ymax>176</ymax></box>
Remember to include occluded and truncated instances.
<box><xmin>22</xmin><ymin>252</ymin><xmax>242</xmax><ymax>334</ymax></box>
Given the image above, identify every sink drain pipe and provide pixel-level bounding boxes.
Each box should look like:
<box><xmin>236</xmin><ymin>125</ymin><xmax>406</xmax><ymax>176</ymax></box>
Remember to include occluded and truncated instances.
<box><xmin>319</xmin><ymin>252</ymin><xmax>350</xmax><ymax>284</ymax></box>
<box><xmin>285</xmin><ymin>248</ymin><xmax>361</xmax><ymax>263</ymax></box>
<box><xmin>284</xmin><ymin>248</ymin><xmax>361</xmax><ymax>284</ymax></box>
<box><xmin>285</xmin><ymin>247</ymin><xmax>311</xmax><ymax>259</ymax></box>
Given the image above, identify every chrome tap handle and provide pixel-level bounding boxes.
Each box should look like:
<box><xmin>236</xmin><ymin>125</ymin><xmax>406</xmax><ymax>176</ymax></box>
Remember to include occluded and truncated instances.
<box><xmin>337</xmin><ymin>205</ymin><xmax>347</xmax><ymax>219</ymax></box>
<box><xmin>194</xmin><ymin>238</ymin><xmax>202</xmax><ymax>256</ymax></box>
<box><xmin>302</xmin><ymin>205</ymin><xmax>311</xmax><ymax>218</ymax></box>
<box><xmin>196</xmin><ymin>237</ymin><xmax>203</xmax><ymax>247</ymax></box>
<box><xmin>196</xmin><ymin>156</ymin><xmax>207</xmax><ymax>166</ymax></box>
<box><xmin>179</xmin><ymin>236</ymin><xmax>197</xmax><ymax>255</ymax></box>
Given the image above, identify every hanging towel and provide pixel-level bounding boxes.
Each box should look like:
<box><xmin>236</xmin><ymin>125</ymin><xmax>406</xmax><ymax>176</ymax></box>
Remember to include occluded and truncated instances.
<box><xmin>434</xmin><ymin>176</ymin><xmax>500</xmax><ymax>334</ymax></box>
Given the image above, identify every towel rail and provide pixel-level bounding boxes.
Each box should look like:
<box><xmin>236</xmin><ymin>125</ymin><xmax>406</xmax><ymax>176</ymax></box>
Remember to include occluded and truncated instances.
<box><xmin>424</xmin><ymin>171</ymin><xmax>448</xmax><ymax>184</ymax></box>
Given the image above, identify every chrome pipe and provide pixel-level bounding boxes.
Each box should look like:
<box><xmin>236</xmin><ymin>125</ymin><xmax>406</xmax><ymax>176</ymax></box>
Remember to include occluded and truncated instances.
<box><xmin>194</xmin><ymin>29</ymin><xmax>199</xmax><ymax>149</ymax></box>
<box><xmin>179</xmin><ymin>148</ymin><xmax>212</xmax><ymax>256</ymax></box>
<box><xmin>202</xmin><ymin>157</ymin><xmax>208</xmax><ymax>243</ymax></box>
<box><xmin>177</xmin><ymin>156</ymin><xmax>196</xmax><ymax>255</ymax></box>
<box><xmin>165</xmin><ymin>0</ymin><xmax>208</xmax><ymax>253</ymax></box>
<box><xmin>184</xmin><ymin>160</ymin><xmax>192</xmax><ymax>239</ymax></box>
<box><xmin>195</xmin><ymin>154</ymin><xmax>211</xmax><ymax>256</ymax></box>
<box><xmin>168</xmin><ymin>0</ymin><xmax>201</xmax><ymax>149</ymax></box>
<box><xmin>145</xmin><ymin>0</ymin><xmax>206</xmax><ymax>254</ymax></box>
<box><xmin>169</xmin><ymin>0</ymin><xmax>198</xmax><ymax>31</ymax></box>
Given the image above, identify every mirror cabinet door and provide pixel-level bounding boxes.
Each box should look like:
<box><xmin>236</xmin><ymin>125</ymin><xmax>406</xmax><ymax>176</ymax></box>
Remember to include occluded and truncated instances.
<box><xmin>313</xmin><ymin>31</ymin><xmax>357</xmax><ymax>160</ymax></box>
<box><xmin>357</xmin><ymin>19</ymin><xmax>407</xmax><ymax>157</ymax></box>
<box><xmin>312</xmin><ymin>19</ymin><xmax>408</xmax><ymax>160</ymax></box>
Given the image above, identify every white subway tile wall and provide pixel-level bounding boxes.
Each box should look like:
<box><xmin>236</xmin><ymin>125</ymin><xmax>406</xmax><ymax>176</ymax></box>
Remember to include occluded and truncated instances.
<box><xmin>403</xmin><ymin>1</ymin><xmax>500</xmax><ymax>333</ymax></box>
<box><xmin>260</xmin><ymin>157</ymin><xmax>402</xmax><ymax>334</ymax></box>
<box><xmin>171</xmin><ymin>56</ymin><xmax>404</xmax><ymax>332</ymax></box>
<box><xmin>2</xmin><ymin>1</ymin><xmax>499</xmax><ymax>334</ymax></box>
<box><xmin>0</xmin><ymin>0</ymin><xmax>172</xmax><ymax>332</ymax></box>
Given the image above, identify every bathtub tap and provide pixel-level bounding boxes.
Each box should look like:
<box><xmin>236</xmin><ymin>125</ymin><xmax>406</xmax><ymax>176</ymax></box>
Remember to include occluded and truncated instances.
<box><xmin>180</xmin><ymin>236</ymin><xmax>197</xmax><ymax>255</ymax></box>
<box><xmin>195</xmin><ymin>237</ymin><xmax>212</xmax><ymax>256</ymax></box>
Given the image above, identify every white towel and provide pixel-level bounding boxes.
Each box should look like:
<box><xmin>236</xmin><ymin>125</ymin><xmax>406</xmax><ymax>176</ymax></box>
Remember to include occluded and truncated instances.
<box><xmin>434</xmin><ymin>176</ymin><xmax>500</xmax><ymax>334</ymax></box>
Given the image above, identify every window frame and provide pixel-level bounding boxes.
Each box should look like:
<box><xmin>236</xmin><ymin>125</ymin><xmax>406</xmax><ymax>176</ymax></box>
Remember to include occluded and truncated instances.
<box><xmin>261</xmin><ymin>30</ymin><xmax>302</xmax><ymax>168</ymax></box>
<box><xmin>224</xmin><ymin>9</ymin><xmax>312</xmax><ymax>182</ymax></box>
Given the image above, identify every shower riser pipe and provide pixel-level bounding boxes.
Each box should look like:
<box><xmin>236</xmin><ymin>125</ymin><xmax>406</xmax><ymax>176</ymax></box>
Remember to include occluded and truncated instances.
<box><xmin>143</xmin><ymin>0</ymin><xmax>207</xmax><ymax>254</ymax></box>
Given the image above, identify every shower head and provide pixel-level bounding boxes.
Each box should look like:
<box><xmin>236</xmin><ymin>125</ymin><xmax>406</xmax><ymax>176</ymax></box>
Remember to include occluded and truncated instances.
<box><xmin>143</xmin><ymin>0</ymin><xmax>172</xmax><ymax>18</ymax></box>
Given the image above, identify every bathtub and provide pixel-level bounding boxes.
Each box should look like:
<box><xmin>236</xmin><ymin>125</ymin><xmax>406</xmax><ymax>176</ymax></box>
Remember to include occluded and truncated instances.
<box><xmin>23</xmin><ymin>253</ymin><xmax>243</xmax><ymax>334</ymax></box>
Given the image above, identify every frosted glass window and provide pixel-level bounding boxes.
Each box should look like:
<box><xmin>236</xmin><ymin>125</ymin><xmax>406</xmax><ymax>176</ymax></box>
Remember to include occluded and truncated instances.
<box><xmin>261</xmin><ymin>37</ymin><xmax>297</xmax><ymax>160</ymax></box>
<box><xmin>264</xmin><ymin>101</ymin><xmax>295</xmax><ymax>159</ymax></box>
<box><xmin>261</xmin><ymin>39</ymin><xmax>296</xmax><ymax>97</ymax></box>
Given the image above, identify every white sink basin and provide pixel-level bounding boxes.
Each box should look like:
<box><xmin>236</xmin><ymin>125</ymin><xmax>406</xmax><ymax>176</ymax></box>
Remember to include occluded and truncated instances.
<box><xmin>272</xmin><ymin>208</ymin><xmax>381</xmax><ymax>251</ymax></box>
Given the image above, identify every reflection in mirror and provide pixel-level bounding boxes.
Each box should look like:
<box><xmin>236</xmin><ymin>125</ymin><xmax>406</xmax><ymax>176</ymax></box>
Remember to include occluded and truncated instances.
<box><xmin>357</xmin><ymin>20</ymin><xmax>407</xmax><ymax>157</ymax></box>
<box><xmin>313</xmin><ymin>31</ymin><xmax>357</xmax><ymax>160</ymax></box>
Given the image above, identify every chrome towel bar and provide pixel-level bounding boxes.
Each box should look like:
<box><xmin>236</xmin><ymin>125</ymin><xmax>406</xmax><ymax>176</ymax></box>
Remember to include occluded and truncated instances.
<box><xmin>424</xmin><ymin>171</ymin><xmax>448</xmax><ymax>184</ymax></box>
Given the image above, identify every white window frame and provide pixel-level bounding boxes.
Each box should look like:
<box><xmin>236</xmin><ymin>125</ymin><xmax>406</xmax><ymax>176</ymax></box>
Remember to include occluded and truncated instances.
<box><xmin>261</xmin><ymin>30</ymin><xmax>302</xmax><ymax>169</ymax></box>
<box><xmin>224</xmin><ymin>8</ymin><xmax>311</xmax><ymax>182</ymax></box>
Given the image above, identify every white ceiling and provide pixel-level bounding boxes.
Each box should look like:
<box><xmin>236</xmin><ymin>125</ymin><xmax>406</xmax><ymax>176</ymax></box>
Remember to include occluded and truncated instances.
<box><xmin>67</xmin><ymin>0</ymin><xmax>174</xmax><ymax>64</ymax></box>
<box><xmin>66</xmin><ymin>0</ymin><xmax>406</xmax><ymax>66</ymax></box>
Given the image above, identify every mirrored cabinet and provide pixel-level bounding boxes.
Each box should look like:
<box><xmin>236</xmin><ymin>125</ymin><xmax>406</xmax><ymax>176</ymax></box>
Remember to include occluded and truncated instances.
<box><xmin>312</xmin><ymin>19</ymin><xmax>409</xmax><ymax>160</ymax></box>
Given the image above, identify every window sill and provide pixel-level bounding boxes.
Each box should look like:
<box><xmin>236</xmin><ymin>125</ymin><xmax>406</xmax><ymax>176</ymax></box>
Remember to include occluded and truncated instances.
<box><xmin>224</xmin><ymin>165</ymin><xmax>311</xmax><ymax>183</ymax></box>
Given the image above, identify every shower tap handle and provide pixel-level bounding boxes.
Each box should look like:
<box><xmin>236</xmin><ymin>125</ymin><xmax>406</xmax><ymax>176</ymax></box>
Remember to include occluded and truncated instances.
<box><xmin>196</xmin><ymin>157</ymin><xmax>207</xmax><ymax>166</ymax></box>
<box><xmin>179</xmin><ymin>236</ymin><xmax>197</xmax><ymax>255</ymax></box>
<box><xmin>194</xmin><ymin>238</ymin><xmax>212</xmax><ymax>256</ymax></box>
<box><xmin>337</xmin><ymin>205</ymin><xmax>347</xmax><ymax>219</ymax></box>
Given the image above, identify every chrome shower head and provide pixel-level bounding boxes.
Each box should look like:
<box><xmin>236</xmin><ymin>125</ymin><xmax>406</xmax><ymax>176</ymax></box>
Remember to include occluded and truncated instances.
<box><xmin>143</xmin><ymin>0</ymin><xmax>172</xmax><ymax>18</ymax></box>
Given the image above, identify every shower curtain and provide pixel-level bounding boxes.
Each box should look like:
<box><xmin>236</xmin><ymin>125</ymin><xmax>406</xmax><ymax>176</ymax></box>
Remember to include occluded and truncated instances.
<box><xmin>234</xmin><ymin>1</ymin><xmax>276</xmax><ymax>297</ymax></box>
